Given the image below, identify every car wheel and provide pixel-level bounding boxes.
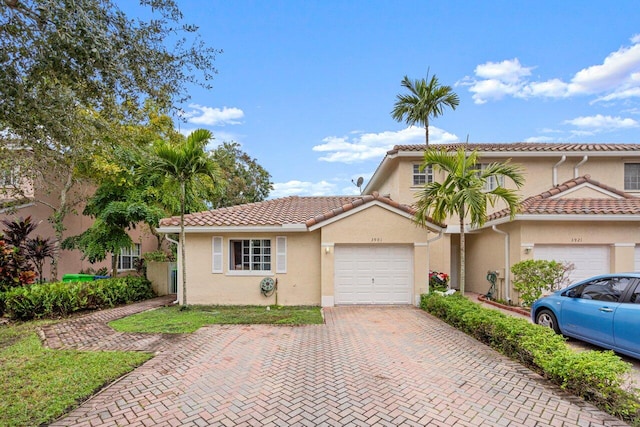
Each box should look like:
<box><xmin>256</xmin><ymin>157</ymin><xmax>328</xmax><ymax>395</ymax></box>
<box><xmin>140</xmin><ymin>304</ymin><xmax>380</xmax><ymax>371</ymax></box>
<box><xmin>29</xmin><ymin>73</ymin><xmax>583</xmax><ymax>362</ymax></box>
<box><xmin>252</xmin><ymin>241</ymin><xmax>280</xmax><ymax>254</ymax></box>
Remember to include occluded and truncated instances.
<box><xmin>535</xmin><ymin>309</ymin><xmax>560</xmax><ymax>334</ymax></box>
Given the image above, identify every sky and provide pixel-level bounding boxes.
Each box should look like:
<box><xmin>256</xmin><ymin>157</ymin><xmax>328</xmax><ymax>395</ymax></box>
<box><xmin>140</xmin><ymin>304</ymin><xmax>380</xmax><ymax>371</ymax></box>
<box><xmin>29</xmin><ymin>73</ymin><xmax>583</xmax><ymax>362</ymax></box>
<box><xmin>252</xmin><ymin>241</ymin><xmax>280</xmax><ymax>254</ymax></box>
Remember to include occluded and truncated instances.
<box><xmin>123</xmin><ymin>1</ymin><xmax>640</xmax><ymax>199</ymax></box>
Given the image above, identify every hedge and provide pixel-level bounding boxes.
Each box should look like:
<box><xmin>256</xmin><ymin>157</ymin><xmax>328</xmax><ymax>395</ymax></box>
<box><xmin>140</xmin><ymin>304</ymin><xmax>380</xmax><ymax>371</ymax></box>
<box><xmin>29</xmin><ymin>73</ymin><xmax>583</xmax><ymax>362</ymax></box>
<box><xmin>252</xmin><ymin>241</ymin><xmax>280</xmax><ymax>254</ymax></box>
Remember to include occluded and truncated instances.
<box><xmin>420</xmin><ymin>293</ymin><xmax>640</xmax><ymax>424</ymax></box>
<box><xmin>1</xmin><ymin>276</ymin><xmax>155</xmax><ymax>320</ymax></box>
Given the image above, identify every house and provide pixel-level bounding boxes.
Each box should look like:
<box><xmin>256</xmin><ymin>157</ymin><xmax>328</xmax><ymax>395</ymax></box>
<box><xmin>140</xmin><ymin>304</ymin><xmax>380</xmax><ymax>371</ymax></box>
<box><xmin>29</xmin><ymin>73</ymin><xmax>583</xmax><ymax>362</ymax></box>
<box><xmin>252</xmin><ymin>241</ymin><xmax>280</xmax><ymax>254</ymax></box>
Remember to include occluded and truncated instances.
<box><xmin>158</xmin><ymin>142</ymin><xmax>640</xmax><ymax>307</ymax></box>
<box><xmin>0</xmin><ymin>168</ymin><xmax>159</xmax><ymax>281</ymax></box>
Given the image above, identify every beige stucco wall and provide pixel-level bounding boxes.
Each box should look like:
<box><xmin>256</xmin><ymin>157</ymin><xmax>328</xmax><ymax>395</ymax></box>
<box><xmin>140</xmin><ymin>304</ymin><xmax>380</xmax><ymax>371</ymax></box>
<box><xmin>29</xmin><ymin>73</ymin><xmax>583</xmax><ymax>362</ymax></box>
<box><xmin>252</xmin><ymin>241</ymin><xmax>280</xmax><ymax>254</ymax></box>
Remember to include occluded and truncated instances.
<box><xmin>180</xmin><ymin>232</ymin><xmax>321</xmax><ymax>306</ymax></box>
<box><xmin>464</xmin><ymin>220</ymin><xmax>640</xmax><ymax>304</ymax></box>
<box><xmin>319</xmin><ymin>204</ymin><xmax>432</xmax><ymax>306</ymax></box>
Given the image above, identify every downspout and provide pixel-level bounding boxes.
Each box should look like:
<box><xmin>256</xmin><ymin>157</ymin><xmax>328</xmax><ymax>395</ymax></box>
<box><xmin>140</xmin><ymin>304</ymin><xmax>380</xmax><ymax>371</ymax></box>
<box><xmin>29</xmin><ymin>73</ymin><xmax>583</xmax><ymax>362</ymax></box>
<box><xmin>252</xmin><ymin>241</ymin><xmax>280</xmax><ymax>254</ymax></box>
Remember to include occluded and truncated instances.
<box><xmin>552</xmin><ymin>155</ymin><xmax>566</xmax><ymax>186</ymax></box>
<box><xmin>165</xmin><ymin>235</ymin><xmax>180</xmax><ymax>304</ymax></box>
<box><xmin>574</xmin><ymin>155</ymin><xmax>588</xmax><ymax>178</ymax></box>
<box><xmin>424</xmin><ymin>230</ymin><xmax>444</xmax><ymax>300</ymax></box>
<box><xmin>491</xmin><ymin>226</ymin><xmax>511</xmax><ymax>303</ymax></box>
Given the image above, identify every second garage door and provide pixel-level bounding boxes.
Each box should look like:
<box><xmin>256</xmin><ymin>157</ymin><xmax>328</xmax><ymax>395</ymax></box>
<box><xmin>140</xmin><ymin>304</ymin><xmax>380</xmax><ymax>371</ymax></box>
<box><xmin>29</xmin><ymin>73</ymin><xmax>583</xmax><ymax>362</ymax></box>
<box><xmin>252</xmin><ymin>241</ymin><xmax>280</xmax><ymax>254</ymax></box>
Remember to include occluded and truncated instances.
<box><xmin>334</xmin><ymin>245</ymin><xmax>413</xmax><ymax>305</ymax></box>
<box><xmin>534</xmin><ymin>245</ymin><xmax>610</xmax><ymax>284</ymax></box>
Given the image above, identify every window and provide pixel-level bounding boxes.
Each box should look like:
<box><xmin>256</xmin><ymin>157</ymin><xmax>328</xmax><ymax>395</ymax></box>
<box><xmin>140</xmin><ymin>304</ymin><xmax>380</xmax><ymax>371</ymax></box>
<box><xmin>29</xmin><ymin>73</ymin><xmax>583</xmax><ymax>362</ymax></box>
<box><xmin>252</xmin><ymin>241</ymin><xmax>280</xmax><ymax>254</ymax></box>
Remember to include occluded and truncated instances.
<box><xmin>477</xmin><ymin>163</ymin><xmax>504</xmax><ymax>191</ymax></box>
<box><xmin>624</xmin><ymin>163</ymin><xmax>640</xmax><ymax>191</ymax></box>
<box><xmin>570</xmin><ymin>277</ymin><xmax>632</xmax><ymax>302</ymax></box>
<box><xmin>0</xmin><ymin>168</ymin><xmax>18</xmax><ymax>187</ymax></box>
<box><xmin>412</xmin><ymin>164</ymin><xmax>432</xmax><ymax>186</ymax></box>
<box><xmin>118</xmin><ymin>243</ymin><xmax>141</xmax><ymax>270</ymax></box>
<box><xmin>230</xmin><ymin>239</ymin><xmax>271</xmax><ymax>271</ymax></box>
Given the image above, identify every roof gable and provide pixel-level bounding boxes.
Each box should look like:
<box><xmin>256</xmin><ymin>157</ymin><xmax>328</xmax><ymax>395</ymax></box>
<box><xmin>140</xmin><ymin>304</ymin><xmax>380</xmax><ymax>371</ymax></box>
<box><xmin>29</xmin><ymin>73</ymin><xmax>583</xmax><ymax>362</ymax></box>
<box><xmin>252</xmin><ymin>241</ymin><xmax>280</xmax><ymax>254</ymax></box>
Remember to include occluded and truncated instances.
<box><xmin>487</xmin><ymin>175</ymin><xmax>640</xmax><ymax>223</ymax></box>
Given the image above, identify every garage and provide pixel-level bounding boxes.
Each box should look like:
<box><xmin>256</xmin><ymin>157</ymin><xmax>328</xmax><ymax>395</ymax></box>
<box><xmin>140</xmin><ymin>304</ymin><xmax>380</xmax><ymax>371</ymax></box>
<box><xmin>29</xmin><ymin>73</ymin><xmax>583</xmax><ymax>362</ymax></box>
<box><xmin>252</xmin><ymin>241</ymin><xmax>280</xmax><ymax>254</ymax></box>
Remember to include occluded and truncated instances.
<box><xmin>534</xmin><ymin>245</ymin><xmax>610</xmax><ymax>284</ymax></box>
<box><xmin>635</xmin><ymin>246</ymin><xmax>640</xmax><ymax>272</ymax></box>
<box><xmin>334</xmin><ymin>245</ymin><xmax>413</xmax><ymax>304</ymax></box>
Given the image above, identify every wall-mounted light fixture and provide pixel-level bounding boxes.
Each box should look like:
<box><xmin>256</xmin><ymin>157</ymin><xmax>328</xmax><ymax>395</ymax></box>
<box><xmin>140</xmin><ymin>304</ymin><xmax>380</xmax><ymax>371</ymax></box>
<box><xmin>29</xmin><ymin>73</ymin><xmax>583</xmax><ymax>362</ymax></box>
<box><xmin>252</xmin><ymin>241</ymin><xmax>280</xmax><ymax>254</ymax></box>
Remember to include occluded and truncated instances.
<box><xmin>524</xmin><ymin>247</ymin><xmax>532</xmax><ymax>254</ymax></box>
<box><xmin>325</xmin><ymin>246</ymin><xmax>330</xmax><ymax>254</ymax></box>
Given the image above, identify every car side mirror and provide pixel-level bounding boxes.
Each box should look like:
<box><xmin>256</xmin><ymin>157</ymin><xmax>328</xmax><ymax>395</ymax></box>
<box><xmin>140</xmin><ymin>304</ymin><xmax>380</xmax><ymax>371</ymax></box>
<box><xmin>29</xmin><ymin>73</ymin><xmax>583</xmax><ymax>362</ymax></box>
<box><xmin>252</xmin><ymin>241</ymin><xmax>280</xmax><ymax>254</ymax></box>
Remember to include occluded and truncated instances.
<box><xmin>566</xmin><ymin>290</ymin><xmax>578</xmax><ymax>298</ymax></box>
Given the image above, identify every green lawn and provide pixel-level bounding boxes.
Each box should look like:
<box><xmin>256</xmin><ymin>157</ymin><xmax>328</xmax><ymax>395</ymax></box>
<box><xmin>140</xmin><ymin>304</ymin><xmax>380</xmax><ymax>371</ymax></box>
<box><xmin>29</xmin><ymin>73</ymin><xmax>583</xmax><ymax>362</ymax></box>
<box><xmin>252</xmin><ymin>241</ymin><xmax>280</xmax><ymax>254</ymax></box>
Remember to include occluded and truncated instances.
<box><xmin>109</xmin><ymin>305</ymin><xmax>324</xmax><ymax>333</ymax></box>
<box><xmin>0</xmin><ymin>320</ymin><xmax>151</xmax><ymax>427</ymax></box>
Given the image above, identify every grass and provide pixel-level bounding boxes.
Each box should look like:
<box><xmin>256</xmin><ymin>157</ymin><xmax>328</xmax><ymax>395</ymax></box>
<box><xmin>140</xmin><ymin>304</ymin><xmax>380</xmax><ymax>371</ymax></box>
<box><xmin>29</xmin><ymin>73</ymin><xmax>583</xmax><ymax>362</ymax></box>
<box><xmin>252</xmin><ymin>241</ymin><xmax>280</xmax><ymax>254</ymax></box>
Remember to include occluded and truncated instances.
<box><xmin>0</xmin><ymin>320</ymin><xmax>152</xmax><ymax>427</ymax></box>
<box><xmin>109</xmin><ymin>305</ymin><xmax>324</xmax><ymax>333</ymax></box>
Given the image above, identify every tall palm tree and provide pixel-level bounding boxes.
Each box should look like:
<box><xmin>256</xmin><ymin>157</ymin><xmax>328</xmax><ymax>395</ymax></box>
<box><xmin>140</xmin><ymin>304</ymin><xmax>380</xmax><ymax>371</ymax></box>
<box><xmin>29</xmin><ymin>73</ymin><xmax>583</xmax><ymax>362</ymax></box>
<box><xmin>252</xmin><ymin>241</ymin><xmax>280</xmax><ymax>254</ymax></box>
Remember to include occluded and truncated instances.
<box><xmin>391</xmin><ymin>72</ymin><xmax>460</xmax><ymax>146</ymax></box>
<box><xmin>149</xmin><ymin>129</ymin><xmax>220</xmax><ymax>306</ymax></box>
<box><xmin>414</xmin><ymin>148</ymin><xmax>524</xmax><ymax>295</ymax></box>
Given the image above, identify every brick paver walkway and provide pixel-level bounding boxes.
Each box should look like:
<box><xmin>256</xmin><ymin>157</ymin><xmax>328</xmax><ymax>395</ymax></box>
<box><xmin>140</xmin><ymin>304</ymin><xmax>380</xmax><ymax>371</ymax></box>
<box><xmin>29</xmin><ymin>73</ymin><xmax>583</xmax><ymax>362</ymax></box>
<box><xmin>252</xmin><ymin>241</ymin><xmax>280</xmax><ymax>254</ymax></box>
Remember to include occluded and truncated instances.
<box><xmin>45</xmin><ymin>303</ymin><xmax>627</xmax><ymax>426</ymax></box>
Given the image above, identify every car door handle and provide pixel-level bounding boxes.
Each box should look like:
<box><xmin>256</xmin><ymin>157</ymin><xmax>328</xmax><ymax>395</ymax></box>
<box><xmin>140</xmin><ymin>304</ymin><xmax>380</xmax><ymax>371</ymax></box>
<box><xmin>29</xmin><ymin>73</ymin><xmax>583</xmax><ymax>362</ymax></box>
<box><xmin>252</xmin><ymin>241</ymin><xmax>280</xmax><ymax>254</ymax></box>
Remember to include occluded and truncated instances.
<box><xmin>599</xmin><ymin>307</ymin><xmax>614</xmax><ymax>313</ymax></box>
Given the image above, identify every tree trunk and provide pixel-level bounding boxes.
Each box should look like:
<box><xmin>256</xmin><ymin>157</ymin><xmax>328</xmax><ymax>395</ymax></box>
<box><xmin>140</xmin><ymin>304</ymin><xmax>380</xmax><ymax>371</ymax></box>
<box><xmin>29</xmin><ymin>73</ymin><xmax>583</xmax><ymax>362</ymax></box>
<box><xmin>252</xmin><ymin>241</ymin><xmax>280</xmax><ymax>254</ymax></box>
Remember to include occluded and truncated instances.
<box><xmin>425</xmin><ymin>121</ymin><xmax>429</xmax><ymax>147</ymax></box>
<box><xmin>49</xmin><ymin>168</ymin><xmax>74</xmax><ymax>281</ymax></box>
<box><xmin>459</xmin><ymin>210</ymin><xmax>465</xmax><ymax>295</ymax></box>
<box><xmin>111</xmin><ymin>253</ymin><xmax>118</xmax><ymax>278</ymax></box>
<box><xmin>180</xmin><ymin>181</ymin><xmax>187</xmax><ymax>306</ymax></box>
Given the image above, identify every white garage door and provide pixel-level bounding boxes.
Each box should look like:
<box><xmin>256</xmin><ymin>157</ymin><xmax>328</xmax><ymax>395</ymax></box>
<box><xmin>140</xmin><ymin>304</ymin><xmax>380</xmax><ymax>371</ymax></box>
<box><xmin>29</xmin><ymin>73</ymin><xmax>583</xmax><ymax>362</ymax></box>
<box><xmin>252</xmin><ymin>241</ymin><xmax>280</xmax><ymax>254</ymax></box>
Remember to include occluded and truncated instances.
<box><xmin>534</xmin><ymin>245</ymin><xmax>610</xmax><ymax>284</ymax></box>
<box><xmin>634</xmin><ymin>246</ymin><xmax>640</xmax><ymax>272</ymax></box>
<box><xmin>334</xmin><ymin>245</ymin><xmax>413</xmax><ymax>304</ymax></box>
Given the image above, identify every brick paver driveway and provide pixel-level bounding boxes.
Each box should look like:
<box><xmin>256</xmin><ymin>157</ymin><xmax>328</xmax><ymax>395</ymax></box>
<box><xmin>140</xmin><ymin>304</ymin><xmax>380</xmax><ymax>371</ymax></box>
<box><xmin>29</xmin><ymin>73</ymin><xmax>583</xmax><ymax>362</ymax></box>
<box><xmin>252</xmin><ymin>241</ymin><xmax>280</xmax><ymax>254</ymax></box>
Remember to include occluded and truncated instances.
<box><xmin>48</xmin><ymin>304</ymin><xmax>626</xmax><ymax>426</ymax></box>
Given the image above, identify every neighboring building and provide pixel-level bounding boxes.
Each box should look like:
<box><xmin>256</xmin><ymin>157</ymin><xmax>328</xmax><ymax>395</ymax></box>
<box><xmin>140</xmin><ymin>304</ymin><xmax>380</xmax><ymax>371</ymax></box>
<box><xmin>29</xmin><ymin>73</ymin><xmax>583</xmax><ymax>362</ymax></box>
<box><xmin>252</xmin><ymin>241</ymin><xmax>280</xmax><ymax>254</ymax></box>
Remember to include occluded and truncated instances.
<box><xmin>0</xmin><ymin>171</ymin><xmax>159</xmax><ymax>281</ymax></box>
<box><xmin>158</xmin><ymin>142</ymin><xmax>640</xmax><ymax>307</ymax></box>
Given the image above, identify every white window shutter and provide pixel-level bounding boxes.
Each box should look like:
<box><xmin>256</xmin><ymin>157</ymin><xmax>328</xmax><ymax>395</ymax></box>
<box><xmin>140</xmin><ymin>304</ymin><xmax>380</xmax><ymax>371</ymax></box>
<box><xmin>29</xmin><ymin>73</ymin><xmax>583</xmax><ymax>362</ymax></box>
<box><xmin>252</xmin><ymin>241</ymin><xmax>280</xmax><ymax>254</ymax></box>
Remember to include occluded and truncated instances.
<box><xmin>212</xmin><ymin>236</ymin><xmax>223</xmax><ymax>273</ymax></box>
<box><xmin>276</xmin><ymin>236</ymin><xmax>287</xmax><ymax>273</ymax></box>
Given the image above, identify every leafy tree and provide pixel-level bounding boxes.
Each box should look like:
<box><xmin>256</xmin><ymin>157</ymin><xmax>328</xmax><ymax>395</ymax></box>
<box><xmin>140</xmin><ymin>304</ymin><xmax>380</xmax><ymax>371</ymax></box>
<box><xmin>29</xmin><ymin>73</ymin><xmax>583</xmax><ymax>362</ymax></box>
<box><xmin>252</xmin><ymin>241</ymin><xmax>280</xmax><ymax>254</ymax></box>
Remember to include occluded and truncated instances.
<box><xmin>1</xmin><ymin>0</ymin><xmax>219</xmax><ymax>148</ymax></box>
<box><xmin>211</xmin><ymin>142</ymin><xmax>272</xmax><ymax>207</ymax></box>
<box><xmin>1</xmin><ymin>0</ymin><xmax>220</xmax><ymax>278</ymax></box>
<box><xmin>147</xmin><ymin>129</ymin><xmax>221</xmax><ymax>306</ymax></box>
<box><xmin>414</xmin><ymin>148</ymin><xmax>524</xmax><ymax>295</ymax></box>
<box><xmin>391</xmin><ymin>72</ymin><xmax>459</xmax><ymax>146</ymax></box>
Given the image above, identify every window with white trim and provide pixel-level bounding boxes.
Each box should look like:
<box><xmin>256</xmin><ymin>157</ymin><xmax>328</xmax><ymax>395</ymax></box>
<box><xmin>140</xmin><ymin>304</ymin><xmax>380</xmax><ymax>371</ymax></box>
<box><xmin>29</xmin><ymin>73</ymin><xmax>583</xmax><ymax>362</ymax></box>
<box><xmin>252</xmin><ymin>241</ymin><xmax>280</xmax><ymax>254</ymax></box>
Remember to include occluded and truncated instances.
<box><xmin>118</xmin><ymin>243</ymin><xmax>141</xmax><ymax>270</ymax></box>
<box><xmin>230</xmin><ymin>239</ymin><xmax>271</xmax><ymax>271</ymax></box>
<box><xmin>412</xmin><ymin>164</ymin><xmax>433</xmax><ymax>186</ymax></box>
<box><xmin>477</xmin><ymin>163</ymin><xmax>504</xmax><ymax>191</ymax></box>
<box><xmin>624</xmin><ymin>163</ymin><xmax>640</xmax><ymax>191</ymax></box>
<box><xmin>0</xmin><ymin>167</ymin><xmax>18</xmax><ymax>187</ymax></box>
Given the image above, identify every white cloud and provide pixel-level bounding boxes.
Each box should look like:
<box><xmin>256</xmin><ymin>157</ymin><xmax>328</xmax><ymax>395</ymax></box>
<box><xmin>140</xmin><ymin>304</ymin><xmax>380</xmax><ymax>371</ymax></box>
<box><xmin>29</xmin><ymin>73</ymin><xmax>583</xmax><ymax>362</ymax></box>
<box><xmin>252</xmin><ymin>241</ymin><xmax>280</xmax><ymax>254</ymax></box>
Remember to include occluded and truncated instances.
<box><xmin>184</xmin><ymin>104</ymin><xmax>244</xmax><ymax>126</ymax></box>
<box><xmin>564</xmin><ymin>114</ymin><xmax>639</xmax><ymax>130</ymax></box>
<box><xmin>474</xmin><ymin>58</ymin><xmax>533</xmax><ymax>83</ymax></box>
<box><xmin>313</xmin><ymin>126</ymin><xmax>458</xmax><ymax>163</ymax></box>
<box><xmin>524</xmin><ymin>136</ymin><xmax>555</xmax><ymax>143</ymax></box>
<box><xmin>461</xmin><ymin>35</ymin><xmax>640</xmax><ymax>104</ymax></box>
<box><xmin>271</xmin><ymin>180</ymin><xmax>337</xmax><ymax>198</ymax></box>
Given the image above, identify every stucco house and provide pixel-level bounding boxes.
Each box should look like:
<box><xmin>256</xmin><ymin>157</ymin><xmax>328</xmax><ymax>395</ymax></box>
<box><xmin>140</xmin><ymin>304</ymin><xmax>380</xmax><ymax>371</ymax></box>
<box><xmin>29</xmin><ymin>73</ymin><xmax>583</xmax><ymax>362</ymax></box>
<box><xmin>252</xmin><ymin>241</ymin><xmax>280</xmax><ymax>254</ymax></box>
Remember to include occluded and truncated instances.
<box><xmin>0</xmin><ymin>169</ymin><xmax>159</xmax><ymax>280</ymax></box>
<box><xmin>158</xmin><ymin>142</ymin><xmax>640</xmax><ymax>307</ymax></box>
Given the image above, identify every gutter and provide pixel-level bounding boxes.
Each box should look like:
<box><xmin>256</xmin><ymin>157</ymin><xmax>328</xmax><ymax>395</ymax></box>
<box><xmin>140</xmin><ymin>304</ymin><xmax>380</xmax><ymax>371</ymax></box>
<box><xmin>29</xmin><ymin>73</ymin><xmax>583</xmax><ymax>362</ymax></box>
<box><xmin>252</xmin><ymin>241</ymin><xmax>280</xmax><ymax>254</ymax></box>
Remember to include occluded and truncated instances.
<box><xmin>491</xmin><ymin>225</ymin><xmax>511</xmax><ymax>303</ymax></box>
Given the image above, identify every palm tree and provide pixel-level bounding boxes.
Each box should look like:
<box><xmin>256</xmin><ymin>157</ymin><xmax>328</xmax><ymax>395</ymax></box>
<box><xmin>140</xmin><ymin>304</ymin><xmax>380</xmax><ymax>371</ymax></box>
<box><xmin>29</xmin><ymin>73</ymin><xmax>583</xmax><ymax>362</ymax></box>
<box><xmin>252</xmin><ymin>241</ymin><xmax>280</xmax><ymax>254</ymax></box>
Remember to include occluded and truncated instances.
<box><xmin>391</xmin><ymin>72</ymin><xmax>460</xmax><ymax>146</ymax></box>
<box><xmin>148</xmin><ymin>129</ymin><xmax>220</xmax><ymax>306</ymax></box>
<box><xmin>414</xmin><ymin>148</ymin><xmax>524</xmax><ymax>295</ymax></box>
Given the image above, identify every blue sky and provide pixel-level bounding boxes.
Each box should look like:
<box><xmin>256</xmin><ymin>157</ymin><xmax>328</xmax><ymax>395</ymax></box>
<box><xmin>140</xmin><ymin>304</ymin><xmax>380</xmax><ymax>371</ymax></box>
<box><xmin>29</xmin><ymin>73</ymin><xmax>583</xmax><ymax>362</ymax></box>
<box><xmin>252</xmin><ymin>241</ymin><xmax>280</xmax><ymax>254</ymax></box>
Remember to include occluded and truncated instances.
<box><xmin>128</xmin><ymin>1</ymin><xmax>640</xmax><ymax>198</ymax></box>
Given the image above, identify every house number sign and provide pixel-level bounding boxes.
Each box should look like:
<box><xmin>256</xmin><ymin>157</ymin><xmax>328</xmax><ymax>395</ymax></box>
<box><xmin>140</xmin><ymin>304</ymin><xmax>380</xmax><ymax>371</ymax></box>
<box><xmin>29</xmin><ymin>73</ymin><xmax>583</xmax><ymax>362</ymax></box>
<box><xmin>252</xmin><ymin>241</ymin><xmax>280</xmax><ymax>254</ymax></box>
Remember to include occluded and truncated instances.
<box><xmin>371</xmin><ymin>237</ymin><xmax>383</xmax><ymax>243</ymax></box>
<box><xmin>571</xmin><ymin>237</ymin><xmax>583</xmax><ymax>243</ymax></box>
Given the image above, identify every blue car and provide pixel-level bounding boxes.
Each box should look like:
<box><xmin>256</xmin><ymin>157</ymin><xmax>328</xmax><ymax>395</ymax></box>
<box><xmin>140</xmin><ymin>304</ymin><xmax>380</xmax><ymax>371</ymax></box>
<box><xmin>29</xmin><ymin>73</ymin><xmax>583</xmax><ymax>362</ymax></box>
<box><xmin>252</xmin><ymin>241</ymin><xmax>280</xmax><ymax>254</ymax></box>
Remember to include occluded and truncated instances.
<box><xmin>531</xmin><ymin>273</ymin><xmax>640</xmax><ymax>360</ymax></box>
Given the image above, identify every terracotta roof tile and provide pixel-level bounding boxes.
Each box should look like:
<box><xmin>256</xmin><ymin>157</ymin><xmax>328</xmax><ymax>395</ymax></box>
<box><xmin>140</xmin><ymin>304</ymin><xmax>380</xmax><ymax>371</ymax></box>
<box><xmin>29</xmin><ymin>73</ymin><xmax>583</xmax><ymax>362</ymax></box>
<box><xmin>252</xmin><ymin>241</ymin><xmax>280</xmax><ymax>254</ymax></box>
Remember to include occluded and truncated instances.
<box><xmin>159</xmin><ymin>192</ymin><xmax>444</xmax><ymax>229</ymax></box>
<box><xmin>488</xmin><ymin>175</ymin><xmax>640</xmax><ymax>221</ymax></box>
<box><xmin>388</xmin><ymin>142</ymin><xmax>640</xmax><ymax>155</ymax></box>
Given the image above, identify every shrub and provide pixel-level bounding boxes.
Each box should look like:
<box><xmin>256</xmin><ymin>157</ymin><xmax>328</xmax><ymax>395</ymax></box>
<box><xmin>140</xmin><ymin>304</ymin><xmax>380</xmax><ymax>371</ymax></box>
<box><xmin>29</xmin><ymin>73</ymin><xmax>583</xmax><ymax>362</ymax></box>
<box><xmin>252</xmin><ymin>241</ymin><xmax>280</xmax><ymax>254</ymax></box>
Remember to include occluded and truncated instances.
<box><xmin>511</xmin><ymin>259</ymin><xmax>573</xmax><ymax>306</ymax></box>
<box><xmin>3</xmin><ymin>276</ymin><xmax>155</xmax><ymax>320</ymax></box>
<box><xmin>420</xmin><ymin>293</ymin><xmax>640</xmax><ymax>423</ymax></box>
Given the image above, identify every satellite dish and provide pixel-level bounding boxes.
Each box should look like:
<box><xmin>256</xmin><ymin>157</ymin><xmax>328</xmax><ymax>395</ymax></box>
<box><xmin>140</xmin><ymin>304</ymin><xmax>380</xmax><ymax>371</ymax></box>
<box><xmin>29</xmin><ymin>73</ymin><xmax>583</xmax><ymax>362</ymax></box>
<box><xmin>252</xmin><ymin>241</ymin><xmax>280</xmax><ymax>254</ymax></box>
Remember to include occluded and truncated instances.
<box><xmin>351</xmin><ymin>177</ymin><xmax>364</xmax><ymax>194</ymax></box>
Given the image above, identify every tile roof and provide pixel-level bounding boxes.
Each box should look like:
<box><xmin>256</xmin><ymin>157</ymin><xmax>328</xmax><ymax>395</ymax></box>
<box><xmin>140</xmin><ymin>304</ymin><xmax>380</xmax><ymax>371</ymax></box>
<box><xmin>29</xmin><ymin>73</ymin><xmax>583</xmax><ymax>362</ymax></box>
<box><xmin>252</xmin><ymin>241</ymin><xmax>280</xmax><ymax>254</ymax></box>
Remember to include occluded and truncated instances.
<box><xmin>488</xmin><ymin>175</ymin><xmax>640</xmax><ymax>221</ymax></box>
<box><xmin>388</xmin><ymin>142</ymin><xmax>640</xmax><ymax>155</ymax></box>
<box><xmin>159</xmin><ymin>192</ymin><xmax>442</xmax><ymax>229</ymax></box>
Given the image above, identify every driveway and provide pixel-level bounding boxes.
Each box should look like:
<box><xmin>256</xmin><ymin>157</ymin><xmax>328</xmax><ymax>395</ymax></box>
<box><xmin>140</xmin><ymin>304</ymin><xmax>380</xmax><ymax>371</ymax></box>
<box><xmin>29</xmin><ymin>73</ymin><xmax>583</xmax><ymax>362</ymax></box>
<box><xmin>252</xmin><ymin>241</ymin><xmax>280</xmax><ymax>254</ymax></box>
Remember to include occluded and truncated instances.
<box><xmin>48</xmin><ymin>303</ymin><xmax>626</xmax><ymax>426</ymax></box>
